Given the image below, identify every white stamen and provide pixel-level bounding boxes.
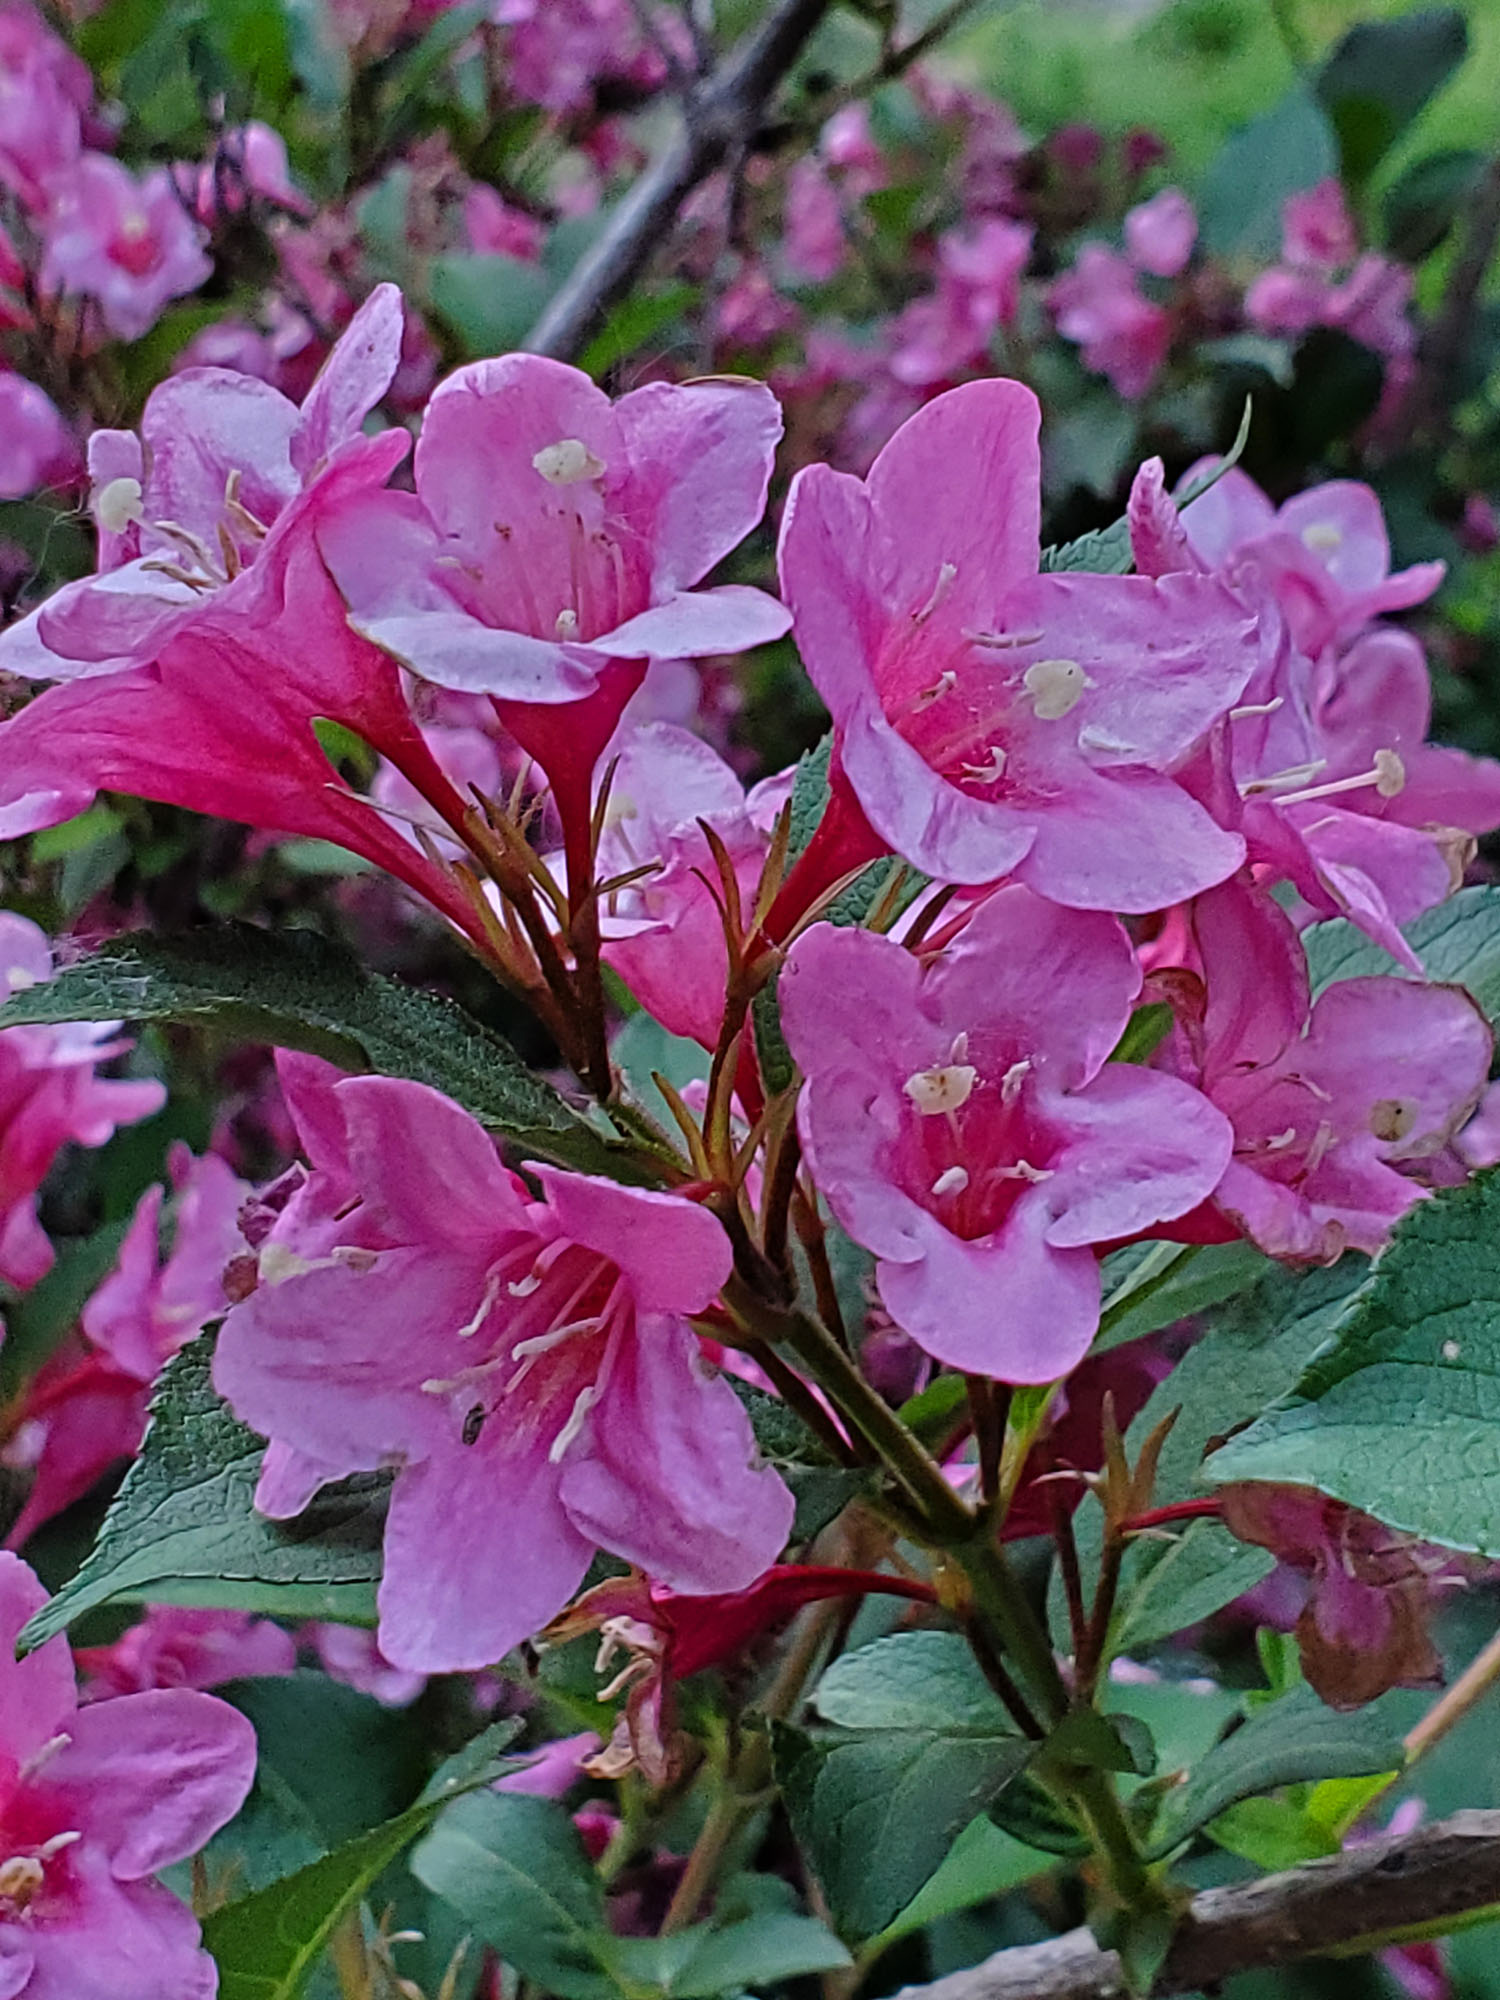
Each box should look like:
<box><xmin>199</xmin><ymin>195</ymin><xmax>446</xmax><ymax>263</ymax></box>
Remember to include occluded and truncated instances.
<box><xmin>1023</xmin><ymin>657</ymin><xmax>1090</xmax><ymax>721</ymax></box>
<box><xmin>1077</xmin><ymin>724</ymin><xmax>1135</xmax><ymax>757</ymax></box>
<box><xmin>931</xmin><ymin>1165</ymin><xmax>970</xmax><ymax>1198</ymax></box>
<box><xmin>93</xmin><ymin>475</ymin><xmax>143</xmax><ymax>534</ymax></box>
<box><xmin>904</xmin><ymin>1063</ymin><xmax>977</xmax><ymax>1116</ymax></box>
<box><xmin>1301</xmin><ymin>1121</ymin><xmax>1335</xmax><ymax>1177</ymax></box>
<box><xmin>916</xmin><ymin>668</ymin><xmax>958</xmax><ymax>708</ymax></box>
<box><xmin>1260</xmin><ymin>752</ymin><xmax>1406</xmax><ymax>809</ymax></box>
<box><xmin>1301</xmin><ymin>522</ymin><xmax>1343</xmax><ymax>552</ymax></box>
<box><xmin>549</xmin><ymin>1382</ymin><xmax>601</xmax><ymax>1463</ymax></box>
<box><xmin>1001</xmin><ymin>1059</ymin><xmax>1031</xmax><ymax>1106</ymax></box>
<box><xmin>960</xmin><ymin>744</ymin><xmax>1008</xmax><ymax>785</ymax></box>
<box><xmin>1229</xmin><ymin>696</ymin><xmax>1285</xmax><ymax>721</ymax></box>
<box><xmin>555</xmin><ymin>607</ymin><xmax>580</xmax><ymax>638</ymax></box>
<box><xmin>19</xmin><ymin>1733</ymin><xmax>70</xmax><ymax>1782</ymax></box>
<box><xmin>258</xmin><ymin>1242</ymin><xmax>328</xmax><ymax>1287</ymax></box>
<box><xmin>963</xmin><ymin>628</ymin><xmax>1045</xmax><ymax>649</ymax></box>
<box><xmin>912</xmin><ymin>561</ymin><xmax>957</xmax><ymax>623</ymax></box>
<box><xmin>1238</xmin><ymin>759</ymin><xmax>1327</xmax><ymax>798</ymax></box>
<box><xmin>35</xmin><ymin>1831</ymin><xmax>80</xmax><ymax>1861</ymax></box>
<box><xmin>995</xmin><ymin>1160</ymin><xmax>1053</xmax><ymax>1183</ymax></box>
<box><xmin>457</xmin><ymin>1268</ymin><xmax>506</xmax><ymax>1340</ymax></box>
<box><xmin>533</xmin><ymin>438</ymin><xmax>605</xmax><ymax>484</ymax></box>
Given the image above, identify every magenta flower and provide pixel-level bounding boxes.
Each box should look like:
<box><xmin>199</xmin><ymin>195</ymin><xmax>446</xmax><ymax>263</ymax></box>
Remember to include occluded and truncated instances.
<box><xmin>1244</xmin><ymin>181</ymin><xmax>1416</xmax><ymax>365</ymax></box>
<box><xmin>324</xmin><ymin>355</ymin><xmax>789</xmax><ymax>878</ymax></box>
<box><xmin>782</xmin><ymin>157</ymin><xmax>847</xmax><ymax>282</ymax></box>
<box><xmin>0</xmin><ymin>3</ymin><xmax>92</xmax><ymax>211</ymax></box>
<box><xmin>0</xmin><ymin>282</ymin><xmax>405</xmax><ymax>684</ymax></box>
<box><xmin>779</xmin><ymin>887</ymin><xmax>1234</xmax><ymax>1381</ymax></box>
<box><xmin>1158</xmin><ymin>880</ymin><xmax>1491</xmax><ymax>1260</ymax></box>
<box><xmin>306</xmin><ymin>1624</ymin><xmax>426</xmax><ymax>1708</ymax></box>
<box><xmin>0</xmin><ymin>912</ymin><xmax>164</xmax><ymax>1293</ymax></box>
<box><xmin>0</xmin><ymin>1552</ymin><xmax>255</xmax><ymax>1999</ymax></box>
<box><xmin>213</xmin><ymin>1057</ymin><xmax>794</xmax><ymax>1671</ymax></box>
<box><xmin>75</xmin><ymin>1606</ymin><xmax>296</xmax><ymax>1701</ymax></box>
<box><xmin>1123</xmin><ymin>187</ymin><xmax>1196</xmax><ymax>278</ymax></box>
<box><xmin>1282</xmin><ymin>179</ymin><xmax>1359</xmax><ymax>271</ymax></box>
<box><xmin>40</xmin><ymin>153</ymin><xmax>212</xmax><ymax>343</ymax></box>
<box><xmin>0</xmin><ymin>376</ymin><xmax>77</xmax><ymax>501</ymax></box>
<box><xmin>463</xmin><ymin>182</ymin><xmax>544</xmax><ymax>261</ymax></box>
<box><xmin>888</xmin><ymin>217</ymin><xmax>1033</xmax><ymax>390</ymax></box>
<box><xmin>1051</xmin><ymin>244</ymin><xmax>1172</xmax><ymax>398</ymax></box>
<box><xmin>776</xmin><ymin>379</ymin><xmax>1255</xmax><ymax>911</ymax></box>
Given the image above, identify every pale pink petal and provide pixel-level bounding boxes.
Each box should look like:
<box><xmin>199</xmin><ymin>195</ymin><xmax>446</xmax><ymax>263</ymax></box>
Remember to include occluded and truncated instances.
<box><xmin>17</xmin><ymin>1846</ymin><xmax>216</xmax><ymax>2000</ymax></box>
<box><xmin>599</xmin><ymin>583</ymin><xmax>790</xmax><ymax>659</ymax></box>
<box><xmin>349</xmin><ymin>609</ymin><xmax>600</xmax><ymax>701</ymax></box>
<box><xmin>1018</xmin><ymin>762</ymin><xmax>1245</xmax><ymax>913</ymax></box>
<box><xmin>292</xmin><ymin>281</ymin><xmax>404</xmax><ymax>478</ymax></box>
<box><xmin>0</xmin><ymin>1551</ymin><xmax>76</xmax><ymax>1757</ymax></box>
<box><xmin>1039</xmin><ymin>1066</ymin><xmax>1234</xmax><ymax>1247</ymax></box>
<box><xmin>530</xmin><ymin>1168</ymin><xmax>731</xmax><ymax>1315</ymax></box>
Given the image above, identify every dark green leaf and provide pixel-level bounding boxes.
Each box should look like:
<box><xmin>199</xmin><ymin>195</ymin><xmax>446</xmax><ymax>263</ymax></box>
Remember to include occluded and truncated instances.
<box><xmin>1146</xmin><ymin>1686</ymin><xmax>1402</xmax><ymax>1857</ymax></box>
<box><xmin>772</xmin><ymin>1717</ymin><xmax>1032</xmax><ymax>1939</ymax></box>
<box><xmin>986</xmin><ymin>1775</ymin><xmax>1091</xmax><ymax>1857</ymax></box>
<box><xmin>1316</xmin><ymin>8</ymin><xmax>1468</xmax><ymax>181</ymax></box>
<box><xmin>788</xmin><ymin>736</ymin><xmax>832</xmax><ymax>863</ymax></box>
<box><xmin>611</xmin><ymin>1911</ymin><xmax>852</xmax><ymax>1996</ymax></box>
<box><xmin>418</xmin><ymin>1716</ymin><xmax>527</xmax><ymax>1805</ymax></box>
<box><xmin>1384</xmin><ymin>148</ymin><xmax>1485</xmax><ymax>261</ymax></box>
<box><xmin>18</xmin><ymin>1331</ymin><xmax>384</xmax><ymax>1653</ymax></box>
<box><xmin>1093</xmin><ymin>1239</ymin><xmax>1279</xmax><ymax>1356</ymax></box>
<box><xmin>1039</xmin><ymin>517</ymin><xmax>1133</xmax><ymax>576</ymax></box>
<box><xmin>1040</xmin><ymin>1706</ymin><xmax>1155</xmax><ymax>1778</ymax></box>
<box><xmin>428</xmin><ymin>252</ymin><xmax>556</xmax><ymax>359</ymax></box>
<box><xmin>1206</xmin><ymin>1168</ymin><xmax>1500</xmax><ymax>1554</ymax></box>
<box><xmin>728</xmin><ymin>1379</ymin><xmax>867</xmax><ymax>1540</ymax></box>
<box><xmin>578</xmin><ymin>283</ymin><xmax>700</xmax><ymax>379</ymax></box>
<box><xmin>1110</xmin><ymin>1519</ymin><xmax>1274</xmax><ymax>1653</ymax></box>
<box><xmin>752</xmin><ymin>977</ymin><xmax>797</xmax><ymax>1096</ymax></box>
<box><xmin>813</xmin><ymin>1631</ymin><xmax>1012</xmax><ymax>1733</ymax></box>
<box><xmin>1305</xmin><ymin>887</ymin><xmax>1500</xmax><ymax>1021</ymax></box>
<box><xmin>411</xmin><ymin>1792</ymin><xmax>624</xmax><ymax>2000</ymax></box>
<box><xmin>0</xmin><ymin>925</ymin><xmax>621</xmax><ymax>1174</ymax></box>
<box><xmin>868</xmin><ymin>1817</ymin><xmax>1051</xmax><ymax>1946</ymax></box>
<box><xmin>223</xmin><ymin>1675</ymin><xmax>430</xmax><ymax>1849</ymax></box>
<box><xmin>1199</xmin><ymin>87</ymin><xmax>1339</xmax><ymax>258</ymax></box>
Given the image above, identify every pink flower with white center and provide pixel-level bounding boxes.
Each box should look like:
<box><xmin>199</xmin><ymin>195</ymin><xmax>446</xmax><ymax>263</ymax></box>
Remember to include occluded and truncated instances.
<box><xmin>0</xmin><ymin>282</ymin><xmax>405</xmax><ymax>686</ymax></box>
<box><xmin>5</xmin><ymin>1143</ymin><xmax>249</xmax><ymax>1550</ymax></box>
<box><xmin>75</xmin><ymin>1606</ymin><xmax>296</xmax><ymax>1700</ymax></box>
<box><xmin>1050</xmin><ymin>244</ymin><xmax>1172</xmax><ymax>399</ymax></box>
<box><xmin>0</xmin><ymin>3</ymin><xmax>91</xmax><ymax>210</ymax></box>
<box><xmin>0</xmin><ymin>912</ymin><xmax>164</xmax><ymax>1294</ymax></box>
<box><xmin>1157</xmin><ymin>879</ymin><xmax>1492</xmax><ymax>1261</ymax></box>
<box><xmin>774</xmin><ymin>379</ymin><xmax>1255</xmax><ymax>914</ymax></box>
<box><xmin>39</xmin><ymin>154</ymin><xmax>212</xmax><ymax>343</ymax></box>
<box><xmin>321</xmin><ymin>354</ymin><xmax>789</xmax><ymax>886</ymax></box>
<box><xmin>213</xmin><ymin>1056</ymin><xmax>794</xmax><ymax>1672</ymax></box>
<box><xmin>583</xmin><ymin>723</ymin><xmax>788</xmax><ymax>1048</ymax></box>
<box><xmin>0</xmin><ymin>377</ymin><xmax>78</xmax><ymax>500</ymax></box>
<box><xmin>779</xmin><ymin>887</ymin><xmax>1234</xmax><ymax>1382</ymax></box>
<box><xmin>0</xmin><ymin>1552</ymin><xmax>255</xmax><ymax>1999</ymax></box>
<box><xmin>1123</xmin><ymin>187</ymin><xmax>1196</xmax><ymax>278</ymax></box>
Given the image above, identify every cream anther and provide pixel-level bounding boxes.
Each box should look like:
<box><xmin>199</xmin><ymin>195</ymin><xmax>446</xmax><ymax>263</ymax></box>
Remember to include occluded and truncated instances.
<box><xmin>913</xmin><ymin>561</ymin><xmax>957</xmax><ymax>624</ymax></box>
<box><xmin>94</xmin><ymin>475</ymin><xmax>144</xmax><ymax>535</ymax></box>
<box><xmin>960</xmin><ymin>745</ymin><xmax>1008</xmax><ymax>785</ymax></box>
<box><xmin>931</xmin><ymin>1165</ymin><xmax>970</xmax><ymax>1198</ymax></box>
<box><xmin>995</xmin><ymin>1160</ymin><xmax>1053</xmax><ymax>1183</ymax></box>
<box><xmin>916</xmin><ymin>668</ymin><xmax>958</xmax><ymax>708</ymax></box>
<box><xmin>0</xmin><ymin>1857</ymin><xmax>43</xmax><ymax>1908</ymax></box>
<box><xmin>1260</xmin><ymin>752</ymin><xmax>1406</xmax><ymax>809</ymax></box>
<box><xmin>1301</xmin><ymin>522</ymin><xmax>1343</xmax><ymax>552</ymax></box>
<box><xmin>533</xmin><ymin>438</ymin><xmax>605</xmax><ymax>484</ymax></box>
<box><xmin>904</xmin><ymin>1059</ymin><xmax>978</xmax><ymax>1116</ymax></box>
<box><xmin>1238</xmin><ymin>759</ymin><xmax>1327</xmax><ymax>799</ymax></box>
<box><xmin>1229</xmin><ymin>696</ymin><xmax>1285</xmax><ymax>721</ymax></box>
<box><xmin>555</xmin><ymin>607</ymin><xmax>580</xmax><ymax>638</ymax></box>
<box><xmin>1000</xmin><ymin>1059</ymin><xmax>1031</xmax><ymax>1106</ymax></box>
<box><xmin>1023</xmin><ymin>658</ymin><xmax>1090</xmax><ymax>721</ymax></box>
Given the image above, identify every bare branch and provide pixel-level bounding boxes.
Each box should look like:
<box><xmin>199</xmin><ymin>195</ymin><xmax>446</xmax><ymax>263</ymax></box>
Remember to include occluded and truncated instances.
<box><xmin>523</xmin><ymin>0</ymin><xmax>831</xmax><ymax>361</ymax></box>
<box><xmin>891</xmin><ymin>1810</ymin><xmax>1500</xmax><ymax>2000</ymax></box>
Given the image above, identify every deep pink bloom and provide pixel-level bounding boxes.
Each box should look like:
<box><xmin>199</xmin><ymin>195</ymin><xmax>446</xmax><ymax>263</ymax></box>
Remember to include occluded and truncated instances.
<box><xmin>586</xmin><ymin>723</ymin><xmax>787</xmax><ymax>1047</ymax></box>
<box><xmin>1123</xmin><ymin>187</ymin><xmax>1196</xmax><ymax>278</ymax></box>
<box><xmin>0</xmin><ymin>912</ymin><xmax>163</xmax><ymax>1294</ymax></box>
<box><xmin>889</xmin><ymin>218</ymin><xmax>1032</xmax><ymax>389</ymax></box>
<box><xmin>1245</xmin><ymin>182</ymin><xmax>1415</xmax><ymax>363</ymax></box>
<box><xmin>75</xmin><ymin>1606</ymin><xmax>296</xmax><ymax>1700</ymax></box>
<box><xmin>1051</xmin><ymin>244</ymin><xmax>1172</xmax><ymax>398</ymax></box>
<box><xmin>780</xmin><ymin>888</ymin><xmax>1234</xmax><ymax>1381</ymax></box>
<box><xmin>782</xmin><ymin>158</ymin><xmax>846</xmax><ymax>282</ymax></box>
<box><xmin>820</xmin><ymin>103</ymin><xmax>885</xmax><ymax>191</ymax></box>
<box><xmin>307</xmin><ymin>1623</ymin><xmax>426</xmax><ymax>1707</ymax></box>
<box><xmin>213</xmin><ymin>1057</ymin><xmax>794</xmax><ymax>1671</ymax></box>
<box><xmin>5</xmin><ymin>1143</ymin><xmax>247</xmax><ymax>1549</ymax></box>
<box><xmin>1282</xmin><ymin>179</ymin><xmax>1358</xmax><ymax>271</ymax></box>
<box><xmin>0</xmin><ymin>283</ymin><xmax>405</xmax><ymax>684</ymax></box>
<box><xmin>497</xmin><ymin>0</ymin><xmax>688</xmax><ymax>111</ymax></box>
<box><xmin>1243</xmin><ymin>264</ymin><xmax>1330</xmax><ymax>338</ymax></box>
<box><xmin>0</xmin><ymin>1552</ymin><xmax>256</xmax><ymax>1998</ymax></box>
<box><xmin>0</xmin><ymin>377</ymin><xmax>77</xmax><ymax>500</ymax></box>
<box><xmin>495</xmin><ymin>1732</ymin><xmax>601</xmax><ymax>1797</ymax></box>
<box><xmin>323</xmin><ymin>354</ymin><xmax>788</xmax><ymax>880</ymax></box>
<box><xmin>0</xmin><ymin>3</ymin><xmax>91</xmax><ymax>210</ymax></box>
<box><xmin>40</xmin><ymin>154</ymin><xmax>212</xmax><ymax>343</ymax></box>
<box><xmin>775</xmin><ymin>380</ymin><xmax>1255</xmax><ymax>911</ymax></box>
<box><xmin>463</xmin><ymin>183</ymin><xmax>544</xmax><ymax>261</ymax></box>
<box><xmin>1156</xmin><ymin>879</ymin><xmax>1491</xmax><ymax>1260</ymax></box>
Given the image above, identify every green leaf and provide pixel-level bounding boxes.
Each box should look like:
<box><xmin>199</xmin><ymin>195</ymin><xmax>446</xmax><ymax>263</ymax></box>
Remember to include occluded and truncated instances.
<box><xmin>812</xmin><ymin>1631</ymin><xmax>1012</xmax><ymax>1732</ymax></box>
<box><xmin>868</xmin><ymin>1817</ymin><xmax>1051</xmax><ymax>1949</ymax></box>
<box><xmin>1110</xmin><ymin>1519</ymin><xmax>1274</xmax><ymax>1653</ymax></box>
<box><xmin>1093</xmin><ymin>1239</ymin><xmax>1273</xmax><ymax>1354</ymax></box>
<box><xmin>729</xmin><ymin>1380</ymin><xmax>868</xmax><ymax>1541</ymax></box>
<box><xmin>411</xmin><ymin>1792</ymin><xmax>624</xmax><ymax>2000</ymax></box>
<box><xmin>1205</xmin><ymin>1168</ymin><xmax>1500</xmax><ymax>1555</ymax></box>
<box><xmin>612</xmin><ymin>1911</ymin><xmax>852</xmax><ymax>1996</ymax></box>
<box><xmin>1109</xmin><ymin>1002</ymin><xmax>1173</xmax><ymax>1065</ymax></box>
<box><xmin>0</xmin><ymin>925</ymin><xmax>621</xmax><ymax>1175</ymax></box>
<box><xmin>18</xmin><ymin>1331</ymin><xmax>384</xmax><ymax>1653</ymax></box>
<box><xmin>419</xmin><ymin>1716</ymin><xmax>527</xmax><ymax>1804</ymax></box>
<box><xmin>1384</xmin><ymin>148</ymin><xmax>1485</xmax><ymax>262</ymax></box>
<box><xmin>1146</xmin><ymin>1686</ymin><xmax>1402</xmax><ymax>1858</ymax></box>
<box><xmin>1199</xmin><ymin>86</ymin><xmax>1339</xmax><ymax>258</ymax></box>
<box><xmin>1305</xmin><ymin>887</ymin><xmax>1500</xmax><ymax>1021</ymax></box>
<box><xmin>1040</xmin><ymin>1706</ymin><xmax>1155</xmax><ymax>1778</ymax></box>
<box><xmin>773</xmin><ymin>1717</ymin><xmax>1032</xmax><ymax>1940</ymax></box>
<box><xmin>203</xmin><ymin>1716</ymin><xmax>518</xmax><ymax>2000</ymax></box>
<box><xmin>578</xmin><ymin>283</ymin><xmax>700</xmax><ymax>380</ymax></box>
<box><xmin>1316</xmin><ymin>7</ymin><xmax>1468</xmax><ymax>182</ymax></box>
<box><xmin>787</xmin><ymin>736</ymin><xmax>832</xmax><ymax>863</ymax></box>
<box><xmin>428</xmin><ymin>251</ymin><xmax>556</xmax><ymax>359</ymax></box>
<box><xmin>1206</xmin><ymin>1794</ymin><xmax>1340</xmax><ymax>1869</ymax></box>
<box><xmin>1039</xmin><ymin>517</ymin><xmax>1133</xmax><ymax>576</ymax></box>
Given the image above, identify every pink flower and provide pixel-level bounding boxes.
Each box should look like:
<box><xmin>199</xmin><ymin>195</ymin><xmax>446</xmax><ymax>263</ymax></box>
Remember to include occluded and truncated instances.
<box><xmin>1282</xmin><ymin>179</ymin><xmax>1359</xmax><ymax>271</ymax></box>
<box><xmin>774</xmin><ymin>380</ymin><xmax>1255</xmax><ymax>912</ymax></box>
<box><xmin>307</xmin><ymin>1623</ymin><xmax>426</xmax><ymax>1707</ymax></box>
<box><xmin>495</xmin><ymin>1731</ymin><xmax>601</xmax><ymax>1797</ymax></box>
<box><xmin>323</xmin><ymin>355</ymin><xmax>789</xmax><ymax>880</ymax></box>
<box><xmin>782</xmin><ymin>158</ymin><xmax>846</xmax><ymax>282</ymax></box>
<box><xmin>0</xmin><ymin>376</ymin><xmax>78</xmax><ymax>500</ymax></box>
<box><xmin>1051</xmin><ymin>244</ymin><xmax>1172</xmax><ymax>398</ymax></box>
<box><xmin>0</xmin><ymin>282</ymin><xmax>405</xmax><ymax>685</ymax></box>
<box><xmin>75</xmin><ymin>1606</ymin><xmax>296</xmax><ymax>1699</ymax></box>
<box><xmin>779</xmin><ymin>887</ymin><xmax>1234</xmax><ymax>1381</ymax></box>
<box><xmin>40</xmin><ymin>154</ymin><xmax>212</xmax><ymax>343</ymax></box>
<box><xmin>1123</xmin><ymin>187</ymin><xmax>1196</xmax><ymax>278</ymax></box>
<box><xmin>464</xmin><ymin>183</ymin><xmax>544</xmax><ymax>261</ymax></box>
<box><xmin>183</xmin><ymin>122</ymin><xmax>312</xmax><ymax>225</ymax></box>
<box><xmin>0</xmin><ymin>3</ymin><xmax>91</xmax><ymax>210</ymax></box>
<box><xmin>820</xmin><ymin>103</ymin><xmax>885</xmax><ymax>192</ymax></box>
<box><xmin>889</xmin><ymin>218</ymin><xmax>1032</xmax><ymax>388</ymax></box>
<box><xmin>497</xmin><ymin>0</ymin><xmax>687</xmax><ymax>112</ymax></box>
<box><xmin>1245</xmin><ymin>181</ymin><xmax>1415</xmax><ymax>363</ymax></box>
<box><xmin>0</xmin><ymin>1551</ymin><xmax>256</xmax><ymax>1998</ymax></box>
<box><xmin>213</xmin><ymin>1056</ymin><xmax>794</xmax><ymax>1671</ymax></box>
<box><xmin>1157</xmin><ymin>880</ymin><xmax>1491</xmax><ymax>1260</ymax></box>
<box><xmin>5</xmin><ymin>1143</ymin><xmax>248</xmax><ymax>1549</ymax></box>
<box><xmin>0</xmin><ymin>912</ymin><xmax>164</xmax><ymax>1294</ymax></box>
<box><xmin>586</xmin><ymin>723</ymin><xmax>787</xmax><ymax>1047</ymax></box>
